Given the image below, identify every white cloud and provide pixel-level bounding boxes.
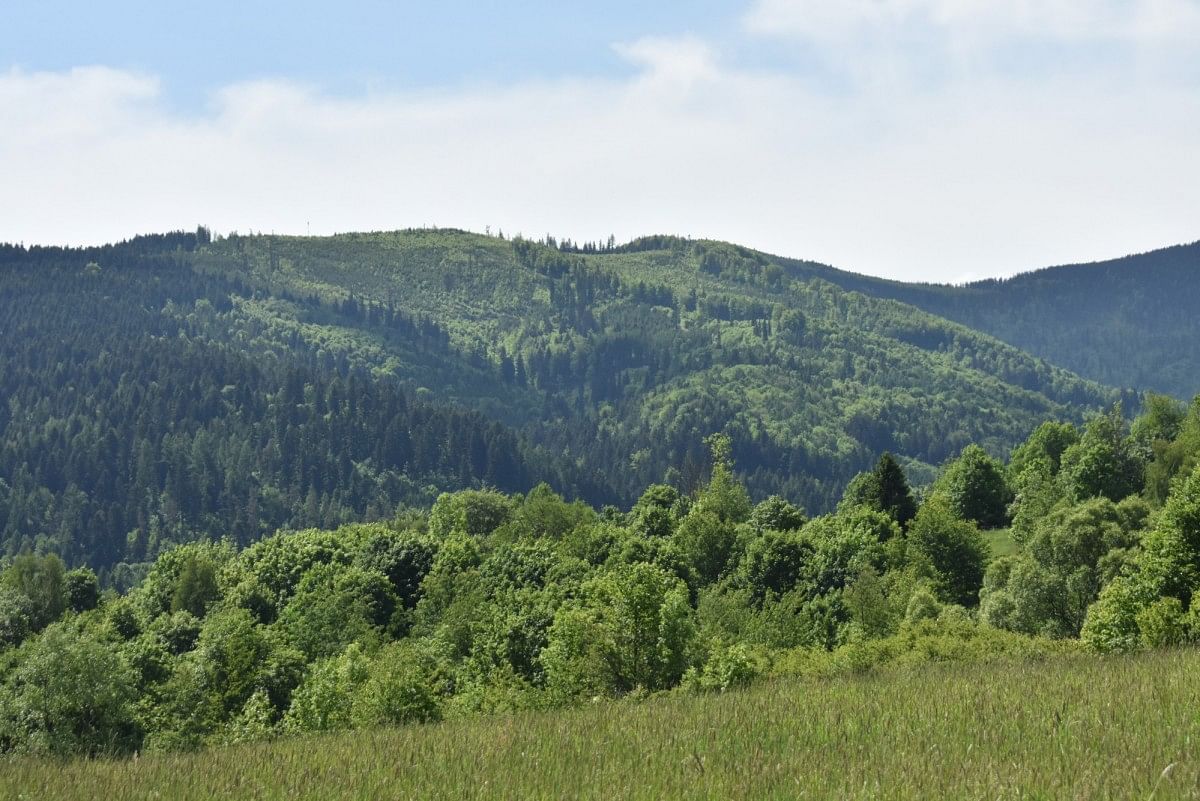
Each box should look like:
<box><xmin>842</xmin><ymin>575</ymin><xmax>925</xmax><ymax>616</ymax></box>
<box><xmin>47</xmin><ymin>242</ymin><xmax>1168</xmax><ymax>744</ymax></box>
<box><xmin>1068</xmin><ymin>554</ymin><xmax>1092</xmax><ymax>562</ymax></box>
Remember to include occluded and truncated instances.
<box><xmin>743</xmin><ymin>0</ymin><xmax>1200</xmax><ymax>43</ymax></box>
<box><xmin>1</xmin><ymin>32</ymin><xmax>1197</xmax><ymax>283</ymax></box>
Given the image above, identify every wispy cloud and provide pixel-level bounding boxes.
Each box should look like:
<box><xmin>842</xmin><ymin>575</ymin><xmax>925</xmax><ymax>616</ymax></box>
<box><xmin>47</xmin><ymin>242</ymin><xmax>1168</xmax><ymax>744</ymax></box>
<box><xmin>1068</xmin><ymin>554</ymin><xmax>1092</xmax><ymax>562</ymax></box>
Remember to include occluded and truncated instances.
<box><xmin>743</xmin><ymin>0</ymin><xmax>1200</xmax><ymax>44</ymax></box>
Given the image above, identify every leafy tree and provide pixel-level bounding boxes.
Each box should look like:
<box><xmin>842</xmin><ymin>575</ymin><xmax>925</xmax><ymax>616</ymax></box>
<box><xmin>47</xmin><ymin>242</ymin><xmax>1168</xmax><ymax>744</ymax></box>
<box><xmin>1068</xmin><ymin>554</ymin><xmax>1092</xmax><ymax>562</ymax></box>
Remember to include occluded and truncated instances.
<box><xmin>283</xmin><ymin>643</ymin><xmax>371</xmax><ymax>733</ymax></box>
<box><xmin>517</xmin><ymin>483</ymin><xmax>594</xmax><ymax>539</ymax></box>
<box><xmin>843</xmin><ymin>566</ymin><xmax>895</xmax><ymax>638</ymax></box>
<box><xmin>1131</xmin><ymin>394</ymin><xmax>1187</xmax><ymax>446</ymax></box>
<box><xmin>0</xmin><ymin>553</ymin><xmax>67</xmax><ymax>632</ymax></box>
<box><xmin>274</xmin><ymin>564</ymin><xmax>398</xmax><ymax>661</ymax></box>
<box><xmin>429</xmin><ymin>490</ymin><xmax>517</xmax><ymax>539</ymax></box>
<box><xmin>799</xmin><ymin>509</ymin><xmax>894</xmax><ymax>596</ymax></box>
<box><xmin>1058</xmin><ymin>406</ymin><xmax>1143</xmax><ymax>503</ymax></box>
<box><xmin>841</xmin><ymin>453</ymin><xmax>917</xmax><ymax>528</ymax></box>
<box><xmin>171</xmin><ymin>552</ymin><xmax>220</xmax><ymax>617</ymax></box>
<box><xmin>1082</xmin><ymin>463</ymin><xmax>1200</xmax><ymax>651</ymax></box>
<box><xmin>1144</xmin><ymin>397</ymin><xmax>1200</xmax><ymax>504</ymax></box>
<box><xmin>542</xmin><ymin>562</ymin><xmax>695</xmax><ymax>697</ymax></box>
<box><xmin>1008</xmin><ymin>421</ymin><xmax>1079</xmax><ymax>480</ymax></box>
<box><xmin>630</xmin><ymin>484</ymin><xmax>683</xmax><ymax>538</ymax></box>
<box><xmin>355</xmin><ymin>529</ymin><xmax>438</xmax><ymax>611</ymax></box>
<box><xmin>748</xmin><ymin>495</ymin><xmax>808</xmax><ymax>533</ymax></box>
<box><xmin>0</xmin><ymin>586</ymin><xmax>33</xmax><ymax>648</ymax></box>
<box><xmin>672</xmin><ymin>510</ymin><xmax>739</xmax><ymax>586</ymax></box>
<box><xmin>64</xmin><ymin>567</ymin><xmax>100</xmax><ymax>613</ymax></box>
<box><xmin>737</xmin><ymin>529</ymin><xmax>813</xmax><ymax>604</ymax></box>
<box><xmin>351</xmin><ymin>641</ymin><xmax>444</xmax><ymax>727</ymax></box>
<box><xmin>905</xmin><ymin>498</ymin><xmax>987</xmax><ymax>607</ymax></box>
<box><xmin>931</xmin><ymin>445</ymin><xmax>1013</xmax><ymax>529</ymax></box>
<box><xmin>904</xmin><ymin>585</ymin><xmax>942</xmax><ymax>624</ymax></box>
<box><xmin>694</xmin><ymin>434</ymin><xmax>751</xmax><ymax>524</ymax></box>
<box><xmin>1136</xmin><ymin>597</ymin><xmax>1187</xmax><ymax>648</ymax></box>
<box><xmin>0</xmin><ymin>623</ymin><xmax>140</xmax><ymax>756</ymax></box>
<box><xmin>683</xmin><ymin>642</ymin><xmax>761</xmax><ymax>693</ymax></box>
<box><xmin>982</xmin><ymin>497</ymin><xmax>1144</xmax><ymax>637</ymax></box>
<box><xmin>1008</xmin><ymin>455</ymin><xmax>1063</xmax><ymax>542</ymax></box>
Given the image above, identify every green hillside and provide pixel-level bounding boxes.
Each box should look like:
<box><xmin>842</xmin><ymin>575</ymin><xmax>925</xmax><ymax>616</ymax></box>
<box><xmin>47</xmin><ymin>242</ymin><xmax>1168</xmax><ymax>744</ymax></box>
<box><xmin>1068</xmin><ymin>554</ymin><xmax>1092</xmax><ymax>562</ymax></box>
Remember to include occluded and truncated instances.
<box><xmin>773</xmin><ymin>242</ymin><xmax>1200</xmax><ymax>399</ymax></box>
<box><xmin>0</xmin><ymin>228</ymin><xmax>1134</xmax><ymax>573</ymax></box>
<box><xmin>6</xmin><ymin>649</ymin><xmax>1196</xmax><ymax>801</ymax></box>
<box><xmin>0</xmin><ymin>235</ymin><xmax>615</xmax><ymax>575</ymax></box>
<box><xmin>190</xmin><ymin>229</ymin><xmax>1123</xmax><ymax>506</ymax></box>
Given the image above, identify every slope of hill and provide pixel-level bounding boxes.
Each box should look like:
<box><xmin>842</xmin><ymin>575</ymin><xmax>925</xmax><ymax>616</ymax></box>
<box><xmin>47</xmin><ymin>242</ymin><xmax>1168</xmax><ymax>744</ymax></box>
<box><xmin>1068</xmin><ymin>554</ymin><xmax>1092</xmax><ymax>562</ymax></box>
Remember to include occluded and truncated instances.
<box><xmin>0</xmin><ymin>237</ymin><xmax>615</xmax><ymax>574</ymax></box>
<box><xmin>0</xmin><ymin>228</ymin><xmax>1144</xmax><ymax>571</ymax></box>
<box><xmin>191</xmin><ymin>230</ymin><xmax>1123</xmax><ymax>501</ymax></box>
<box><xmin>6</xmin><ymin>649</ymin><xmax>1198</xmax><ymax>800</ymax></box>
<box><xmin>774</xmin><ymin>242</ymin><xmax>1200</xmax><ymax>399</ymax></box>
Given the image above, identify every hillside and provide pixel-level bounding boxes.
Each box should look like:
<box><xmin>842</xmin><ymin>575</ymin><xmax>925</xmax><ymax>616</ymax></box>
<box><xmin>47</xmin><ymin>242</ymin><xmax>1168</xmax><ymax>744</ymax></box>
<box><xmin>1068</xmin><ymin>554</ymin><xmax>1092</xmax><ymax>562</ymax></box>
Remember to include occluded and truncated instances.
<box><xmin>774</xmin><ymin>242</ymin><xmax>1200</xmax><ymax>399</ymax></box>
<box><xmin>191</xmin><ymin>230</ymin><xmax>1122</xmax><ymax>497</ymax></box>
<box><xmin>0</xmin><ymin>236</ymin><xmax>614</xmax><ymax>575</ymax></box>
<box><xmin>0</xmin><ymin>228</ymin><xmax>1143</xmax><ymax>572</ymax></box>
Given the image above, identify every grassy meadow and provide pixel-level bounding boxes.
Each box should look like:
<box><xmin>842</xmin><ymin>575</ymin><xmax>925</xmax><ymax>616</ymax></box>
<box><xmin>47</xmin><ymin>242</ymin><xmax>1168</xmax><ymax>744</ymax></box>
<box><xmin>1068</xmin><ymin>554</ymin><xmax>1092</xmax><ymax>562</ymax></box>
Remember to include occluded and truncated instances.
<box><xmin>5</xmin><ymin>648</ymin><xmax>1198</xmax><ymax>801</ymax></box>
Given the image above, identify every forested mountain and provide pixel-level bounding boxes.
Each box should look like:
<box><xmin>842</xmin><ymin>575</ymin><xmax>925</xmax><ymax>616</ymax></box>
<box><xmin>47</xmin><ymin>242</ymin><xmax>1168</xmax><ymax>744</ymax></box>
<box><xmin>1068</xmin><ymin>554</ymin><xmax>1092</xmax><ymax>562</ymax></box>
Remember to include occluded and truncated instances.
<box><xmin>189</xmin><ymin>230</ymin><xmax>1124</xmax><ymax>497</ymax></box>
<box><xmin>0</xmin><ymin>227</ymin><xmax>1143</xmax><ymax>574</ymax></box>
<box><xmin>0</xmin><ymin>237</ymin><xmax>614</xmax><ymax>576</ymax></box>
<box><xmin>774</xmin><ymin>242</ymin><xmax>1200</xmax><ymax>399</ymax></box>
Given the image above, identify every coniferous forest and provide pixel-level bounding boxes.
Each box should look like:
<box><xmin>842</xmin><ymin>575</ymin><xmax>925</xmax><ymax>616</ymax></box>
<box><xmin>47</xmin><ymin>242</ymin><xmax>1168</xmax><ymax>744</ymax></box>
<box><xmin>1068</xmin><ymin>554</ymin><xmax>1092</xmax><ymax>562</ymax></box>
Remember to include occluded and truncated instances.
<box><xmin>0</xmin><ymin>229</ymin><xmax>1198</xmax><ymax>759</ymax></box>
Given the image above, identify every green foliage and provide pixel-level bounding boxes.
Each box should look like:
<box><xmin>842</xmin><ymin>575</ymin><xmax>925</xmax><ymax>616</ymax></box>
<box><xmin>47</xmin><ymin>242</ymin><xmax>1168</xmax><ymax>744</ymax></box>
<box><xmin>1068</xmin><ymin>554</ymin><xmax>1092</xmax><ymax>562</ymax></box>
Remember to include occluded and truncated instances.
<box><xmin>0</xmin><ymin>553</ymin><xmax>67</xmax><ymax>632</ymax></box>
<box><xmin>1082</xmin><ymin>463</ymin><xmax>1200</xmax><ymax>651</ymax></box>
<box><xmin>843</xmin><ymin>566</ymin><xmax>895</xmax><ymax>638</ymax></box>
<box><xmin>1008</xmin><ymin>421</ymin><xmax>1079</xmax><ymax>480</ymax></box>
<box><xmin>354</xmin><ymin>528</ymin><xmax>438</xmax><ymax>611</ymax></box>
<box><xmin>630</xmin><ymin>484</ymin><xmax>684</xmax><ymax>538</ymax></box>
<box><xmin>274</xmin><ymin>564</ymin><xmax>397</xmax><ymax>660</ymax></box>
<box><xmin>0</xmin><ymin>623</ymin><xmax>140</xmax><ymax>756</ymax></box>
<box><xmin>931</xmin><ymin>445</ymin><xmax>1013</xmax><ymax>529</ymax></box>
<box><xmin>543</xmin><ymin>563</ymin><xmax>695</xmax><ymax>698</ymax></box>
<box><xmin>683</xmin><ymin>641</ymin><xmax>762</xmax><ymax>693</ymax></box>
<box><xmin>1135</xmin><ymin>597</ymin><xmax>1187</xmax><ymax>648</ymax></box>
<box><xmin>694</xmin><ymin>434</ymin><xmax>752</xmax><ymax>524</ymax></box>
<box><xmin>841</xmin><ymin>453</ymin><xmax>917</xmax><ymax>528</ymax></box>
<box><xmin>350</xmin><ymin>641</ymin><xmax>444</xmax><ymax>727</ymax></box>
<box><xmin>671</xmin><ymin>510</ymin><xmax>739</xmax><ymax>586</ymax></box>
<box><xmin>905</xmin><ymin>498</ymin><xmax>987</xmax><ymax>607</ymax></box>
<box><xmin>737</xmin><ymin>528</ymin><xmax>812</xmax><ymax>604</ymax></box>
<box><xmin>904</xmin><ymin>586</ymin><xmax>942</xmax><ymax>624</ymax></box>
<box><xmin>1144</xmin><ymin>397</ymin><xmax>1200</xmax><ymax>504</ymax></box>
<box><xmin>2</xmin><ymin>399</ymin><xmax>1199</xmax><ymax>761</ymax></box>
<box><xmin>1058</xmin><ymin>406</ymin><xmax>1144</xmax><ymax>503</ymax></box>
<box><xmin>429</xmin><ymin>490</ymin><xmax>516</xmax><ymax>539</ymax></box>
<box><xmin>283</xmin><ymin>643</ymin><xmax>371</xmax><ymax>733</ymax></box>
<box><xmin>747</xmin><ymin>495</ymin><xmax>807</xmax><ymax>533</ymax></box>
<box><xmin>171</xmin><ymin>553</ymin><xmax>219</xmax><ymax>617</ymax></box>
<box><xmin>0</xmin><ymin>585</ymin><xmax>33</xmax><ymax>648</ymax></box>
<box><xmin>981</xmin><ymin>497</ymin><xmax>1144</xmax><ymax>637</ymax></box>
<box><xmin>64</xmin><ymin>568</ymin><xmax>100</xmax><ymax>613</ymax></box>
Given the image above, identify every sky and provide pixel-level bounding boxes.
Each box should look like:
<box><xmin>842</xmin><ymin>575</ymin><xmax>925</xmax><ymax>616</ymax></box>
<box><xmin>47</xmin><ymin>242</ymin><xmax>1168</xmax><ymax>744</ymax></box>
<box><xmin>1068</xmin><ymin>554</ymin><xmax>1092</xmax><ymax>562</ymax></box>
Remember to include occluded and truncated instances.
<box><xmin>2</xmin><ymin>0</ymin><xmax>1198</xmax><ymax>282</ymax></box>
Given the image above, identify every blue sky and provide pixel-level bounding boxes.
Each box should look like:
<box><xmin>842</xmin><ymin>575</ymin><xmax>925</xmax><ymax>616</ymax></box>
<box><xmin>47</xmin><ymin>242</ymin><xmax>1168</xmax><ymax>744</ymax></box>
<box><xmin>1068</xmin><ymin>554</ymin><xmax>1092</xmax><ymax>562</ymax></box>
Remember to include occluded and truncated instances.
<box><xmin>3</xmin><ymin>0</ymin><xmax>1198</xmax><ymax>281</ymax></box>
<box><xmin>2</xmin><ymin>2</ymin><xmax>744</xmax><ymax>106</ymax></box>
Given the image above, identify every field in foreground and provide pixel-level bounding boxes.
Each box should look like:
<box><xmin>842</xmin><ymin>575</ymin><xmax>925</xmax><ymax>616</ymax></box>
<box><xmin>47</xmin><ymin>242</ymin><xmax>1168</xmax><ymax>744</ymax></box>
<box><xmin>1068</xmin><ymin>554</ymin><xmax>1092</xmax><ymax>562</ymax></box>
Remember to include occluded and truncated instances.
<box><xmin>5</xmin><ymin>650</ymin><xmax>1200</xmax><ymax>800</ymax></box>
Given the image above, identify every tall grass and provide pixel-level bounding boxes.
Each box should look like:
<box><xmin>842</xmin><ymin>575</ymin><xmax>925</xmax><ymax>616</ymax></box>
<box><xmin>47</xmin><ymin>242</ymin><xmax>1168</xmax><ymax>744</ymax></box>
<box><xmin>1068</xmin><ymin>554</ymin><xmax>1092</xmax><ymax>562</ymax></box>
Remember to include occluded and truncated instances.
<box><xmin>5</xmin><ymin>649</ymin><xmax>1198</xmax><ymax>800</ymax></box>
